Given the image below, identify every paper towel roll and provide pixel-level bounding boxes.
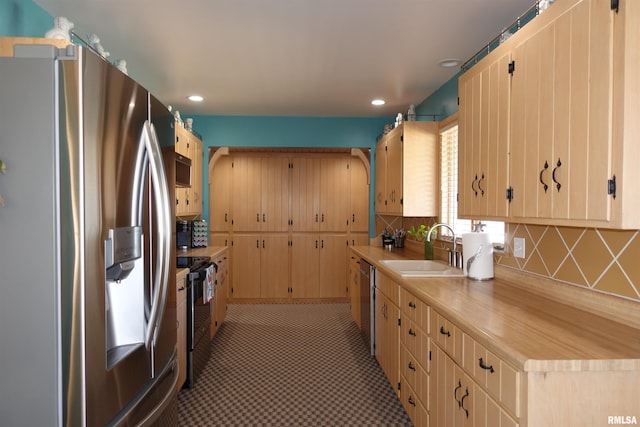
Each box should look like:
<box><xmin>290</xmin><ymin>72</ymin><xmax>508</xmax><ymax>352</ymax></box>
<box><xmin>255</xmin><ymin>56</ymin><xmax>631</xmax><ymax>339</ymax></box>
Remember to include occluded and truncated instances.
<box><xmin>462</xmin><ymin>232</ymin><xmax>494</xmax><ymax>280</ymax></box>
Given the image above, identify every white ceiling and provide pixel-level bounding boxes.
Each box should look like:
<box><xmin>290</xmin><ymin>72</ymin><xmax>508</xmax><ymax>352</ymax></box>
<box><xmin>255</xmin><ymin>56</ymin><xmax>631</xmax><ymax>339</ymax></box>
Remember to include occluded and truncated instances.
<box><xmin>34</xmin><ymin>0</ymin><xmax>534</xmax><ymax>117</ymax></box>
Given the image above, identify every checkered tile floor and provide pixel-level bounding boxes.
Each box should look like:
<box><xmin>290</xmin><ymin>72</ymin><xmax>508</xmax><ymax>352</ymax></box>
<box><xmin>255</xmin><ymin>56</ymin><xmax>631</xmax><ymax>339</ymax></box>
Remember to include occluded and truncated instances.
<box><xmin>177</xmin><ymin>303</ymin><xmax>412</xmax><ymax>426</ymax></box>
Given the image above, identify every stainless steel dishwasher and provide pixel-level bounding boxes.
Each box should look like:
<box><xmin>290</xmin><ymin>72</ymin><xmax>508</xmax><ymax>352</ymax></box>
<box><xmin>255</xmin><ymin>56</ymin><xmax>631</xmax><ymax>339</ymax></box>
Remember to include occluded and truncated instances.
<box><xmin>359</xmin><ymin>258</ymin><xmax>375</xmax><ymax>356</ymax></box>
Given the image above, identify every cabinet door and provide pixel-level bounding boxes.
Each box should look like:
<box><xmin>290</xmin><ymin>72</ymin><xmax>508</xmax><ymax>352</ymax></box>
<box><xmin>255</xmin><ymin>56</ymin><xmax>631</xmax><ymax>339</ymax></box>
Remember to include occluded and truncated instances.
<box><xmin>386</xmin><ymin>131</ymin><xmax>403</xmax><ymax>215</ymax></box>
<box><xmin>290</xmin><ymin>157</ymin><xmax>320</xmax><ymax>232</ymax></box>
<box><xmin>187</xmin><ymin>136</ymin><xmax>203</xmax><ymax>215</ymax></box>
<box><xmin>459</xmin><ymin>50</ymin><xmax>511</xmax><ymax>220</ymax></box>
<box><xmin>320</xmin><ymin>158</ymin><xmax>350</xmax><ymax>232</ymax></box>
<box><xmin>290</xmin><ymin>234</ymin><xmax>320</xmax><ymax>298</ymax></box>
<box><xmin>375</xmin><ymin>139</ymin><xmax>387</xmax><ymax>214</ymax></box>
<box><xmin>261</xmin><ymin>157</ymin><xmax>290</xmax><ymax>232</ymax></box>
<box><xmin>230</xmin><ymin>234</ymin><xmax>261</xmax><ymax>298</ymax></box>
<box><xmin>260</xmin><ymin>234</ymin><xmax>290</xmax><ymax>298</ymax></box>
<box><xmin>232</xmin><ymin>156</ymin><xmax>262</xmax><ymax>231</ymax></box>
<box><xmin>349</xmin><ymin>157</ymin><xmax>369</xmax><ymax>233</ymax></box>
<box><xmin>319</xmin><ymin>234</ymin><xmax>348</xmax><ymax>298</ymax></box>
<box><xmin>509</xmin><ymin>0</ymin><xmax>614</xmax><ymax>223</ymax></box>
<box><xmin>210</xmin><ymin>155</ymin><xmax>232</xmax><ymax>232</ymax></box>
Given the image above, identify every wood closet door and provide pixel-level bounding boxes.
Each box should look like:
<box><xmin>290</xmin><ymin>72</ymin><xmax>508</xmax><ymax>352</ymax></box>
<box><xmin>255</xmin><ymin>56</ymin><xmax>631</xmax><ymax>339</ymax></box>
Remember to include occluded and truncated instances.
<box><xmin>231</xmin><ymin>156</ymin><xmax>262</xmax><ymax>231</ymax></box>
<box><xmin>290</xmin><ymin>157</ymin><xmax>320</xmax><ymax>232</ymax></box>
<box><xmin>260</xmin><ymin>157</ymin><xmax>290</xmax><ymax>232</ymax></box>
<box><xmin>320</xmin><ymin>158</ymin><xmax>350</xmax><ymax>232</ymax></box>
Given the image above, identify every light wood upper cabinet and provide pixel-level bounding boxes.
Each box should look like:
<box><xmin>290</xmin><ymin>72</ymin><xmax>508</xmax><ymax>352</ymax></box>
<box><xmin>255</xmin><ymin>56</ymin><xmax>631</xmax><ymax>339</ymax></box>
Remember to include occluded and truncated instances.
<box><xmin>291</xmin><ymin>157</ymin><xmax>321</xmax><ymax>232</ymax></box>
<box><xmin>375</xmin><ymin>122</ymin><xmax>438</xmax><ymax>217</ymax></box>
<box><xmin>460</xmin><ymin>0</ymin><xmax>640</xmax><ymax>228</ymax></box>
<box><xmin>260</xmin><ymin>157</ymin><xmax>290</xmax><ymax>232</ymax></box>
<box><xmin>509</xmin><ymin>0</ymin><xmax>613</xmax><ymax>223</ymax></box>
<box><xmin>175</xmin><ymin>126</ymin><xmax>203</xmax><ymax>217</ymax></box>
<box><xmin>458</xmin><ymin>50</ymin><xmax>511</xmax><ymax>220</ymax></box>
<box><xmin>350</xmin><ymin>156</ymin><xmax>370</xmax><ymax>233</ymax></box>
<box><xmin>209</xmin><ymin>155</ymin><xmax>232</xmax><ymax>232</ymax></box>
<box><xmin>320</xmin><ymin>158</ymin><xmax>350</xmax><ymax>232</ymax></box>
<box><xmin>231</xmin><ymin>156</ymin><xmax>262</xmax><ymax>231</ymax></box>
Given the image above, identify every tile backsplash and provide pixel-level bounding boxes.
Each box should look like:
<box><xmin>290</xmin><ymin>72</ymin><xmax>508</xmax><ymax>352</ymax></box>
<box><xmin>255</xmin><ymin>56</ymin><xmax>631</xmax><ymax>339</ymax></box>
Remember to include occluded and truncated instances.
<box><xmin>499</xmin><ymin>223</ymin><xmax>640</xmax><ymax>302</ymax></box>
<box><xmin>375</xmin><ymin>215</ymin><xmax>640</xmax><ymax>302</ymax></box>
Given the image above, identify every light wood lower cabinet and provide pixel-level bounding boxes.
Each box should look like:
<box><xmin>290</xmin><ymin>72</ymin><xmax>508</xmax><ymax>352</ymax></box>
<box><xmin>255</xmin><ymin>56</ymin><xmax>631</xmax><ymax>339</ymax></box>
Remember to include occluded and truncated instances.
<box><xmin>431</xmin><ymin>310</ymin><xmax>519</xmax><ymax>427</ymax></box>
<box><xmin>210</xmin><ymin>248</ymin><xmax>229</xmax><ymax>339</ymax></box>
<box><xmin>230</xmin><ymin>234</ymin><xmax>289</xmax><ymax>299</ymax></box>
<box><xmin>375</xmin><ymin>272</ymin><xmax>401</xmax><ymax>397</ymax></box>
<box><xmin>176</xmin><ymin>269</ymin><xmax>188</xmax><ymax>392</ymax></box>
<box><xmin>349</xmin><ymin>253</ymin><xmax>361</xmax><ymax>327</ymax></box>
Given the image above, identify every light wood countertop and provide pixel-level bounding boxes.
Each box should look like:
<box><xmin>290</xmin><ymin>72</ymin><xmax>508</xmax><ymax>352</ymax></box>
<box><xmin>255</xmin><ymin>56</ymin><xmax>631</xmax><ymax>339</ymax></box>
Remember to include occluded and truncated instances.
<box><xmin>177</xmin><ymin>246</ymin><xmax>228</xmax><ymax>259</ymax></box>
<box><xmin>352</xmin><ymin>245</ymin><xmax>640</xmax><ymax>373</ymax></box>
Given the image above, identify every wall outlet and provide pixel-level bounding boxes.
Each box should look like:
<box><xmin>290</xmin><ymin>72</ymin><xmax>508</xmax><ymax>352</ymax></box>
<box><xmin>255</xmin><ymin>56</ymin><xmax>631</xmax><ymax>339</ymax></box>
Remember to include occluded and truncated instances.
<box><xmin>514</xmin><ymin>237</ymin><xmax>526</xmax><ymax>259</ymax></box>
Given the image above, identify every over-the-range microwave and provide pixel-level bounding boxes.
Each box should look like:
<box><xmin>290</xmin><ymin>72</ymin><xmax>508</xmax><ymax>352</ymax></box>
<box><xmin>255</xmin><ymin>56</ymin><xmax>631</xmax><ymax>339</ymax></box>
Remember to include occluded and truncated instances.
<box><xmin>175</xmin><ymin>153</ymin><xmax>192</xmax><ymax>187</ymax></box>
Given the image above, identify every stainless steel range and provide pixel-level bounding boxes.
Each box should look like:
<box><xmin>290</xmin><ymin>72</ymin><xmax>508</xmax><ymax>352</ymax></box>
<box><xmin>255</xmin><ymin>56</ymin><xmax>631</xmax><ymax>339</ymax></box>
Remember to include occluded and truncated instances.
<box><xmin>177</xmin><ymin>256</ymin><xmax>216</xmax><ymax>388</ymax></box>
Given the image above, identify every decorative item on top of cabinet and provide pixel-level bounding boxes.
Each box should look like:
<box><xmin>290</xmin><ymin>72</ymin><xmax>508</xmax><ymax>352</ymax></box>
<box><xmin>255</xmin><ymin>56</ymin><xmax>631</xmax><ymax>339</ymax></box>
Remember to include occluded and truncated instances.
<box><xmin>375</xmin><ymin>121</ymin><xmax>438</xmax><ymax>216</ymax></box>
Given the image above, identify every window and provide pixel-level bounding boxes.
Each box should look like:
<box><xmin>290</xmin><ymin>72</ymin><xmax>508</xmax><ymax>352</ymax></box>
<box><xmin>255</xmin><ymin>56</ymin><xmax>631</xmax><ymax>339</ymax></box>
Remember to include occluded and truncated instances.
<box><xmin>439</xmin><ymin>122</ymin><xmax>504</xmax><ymax>246</ymax></box>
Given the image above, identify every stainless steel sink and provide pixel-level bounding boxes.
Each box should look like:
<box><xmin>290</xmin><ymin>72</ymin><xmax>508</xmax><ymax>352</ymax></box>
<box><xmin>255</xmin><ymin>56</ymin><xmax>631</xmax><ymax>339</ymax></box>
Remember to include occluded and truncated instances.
<box><xmin>379</xmin><ymin>259</ymin><xmax>465</xmax><ymax>278</ymax></box>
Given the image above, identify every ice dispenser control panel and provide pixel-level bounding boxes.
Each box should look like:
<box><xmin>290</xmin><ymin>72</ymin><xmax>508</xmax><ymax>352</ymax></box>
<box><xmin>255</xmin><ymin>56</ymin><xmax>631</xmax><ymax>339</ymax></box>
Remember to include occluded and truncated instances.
<box><xmin>105</xmin><ymin>226</ymin><xmax>142</xmax><ymax>282</ymax></box>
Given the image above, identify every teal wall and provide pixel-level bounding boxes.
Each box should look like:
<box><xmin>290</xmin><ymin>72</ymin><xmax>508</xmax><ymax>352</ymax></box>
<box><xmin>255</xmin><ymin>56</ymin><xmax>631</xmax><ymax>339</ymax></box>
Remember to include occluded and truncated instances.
<box><xmin>0</xmin><ymin>0</ymin><xmax>51</xmax><ymax>36</ymax></box>
<box><xmin>415</xmin><ymin>71</ymin><xmax>461</xmax><ymax>122</ymax></box>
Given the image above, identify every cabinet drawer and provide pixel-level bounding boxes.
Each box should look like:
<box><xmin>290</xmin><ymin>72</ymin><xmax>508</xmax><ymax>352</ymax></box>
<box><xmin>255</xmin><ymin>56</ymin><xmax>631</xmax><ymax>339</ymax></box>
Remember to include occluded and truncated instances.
<box><xmin>400</xmin><ymin>288</ymin><xmax>430</xmax><ymax>333</ymax></box>
<box><xmin>400</xmin><ymin>375</ymin><xmax>430</xmax><ymax>427</ymax></box>
<box><xmin>400</xmin><ymin>345</ymin><xmax>429</xmax><ymax>409</ymax></box>
<box><xmin>401</xmin><ymin>317</ymin><xmax>430</xmax><ymax>373</ymax></box>
<box><xmin>463</xmin><ymin>333</ymin><xmax>520</xmax><ymax>418</ymax></box>
<box><xmin>432</xmin><ymin>310</ymin><xmax>463</xmax><ymax>364</ymax></box>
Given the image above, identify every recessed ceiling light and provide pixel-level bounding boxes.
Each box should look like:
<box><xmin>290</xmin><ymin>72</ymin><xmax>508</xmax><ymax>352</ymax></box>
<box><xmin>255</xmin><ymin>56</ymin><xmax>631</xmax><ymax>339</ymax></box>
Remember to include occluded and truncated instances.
<box><xmin>438</xmin><ymin>58</ymin><xmax>461</xmax><ymax>68</ymax></box>
<box><xmin>188</xmin><ymin>95</ymin><xmax>204</xmax><ymax>102</ymax></box>
<box><xmin>371</xmin><ymin>99</ymin><xmax>385</xmax><ymax>106</ymax></box>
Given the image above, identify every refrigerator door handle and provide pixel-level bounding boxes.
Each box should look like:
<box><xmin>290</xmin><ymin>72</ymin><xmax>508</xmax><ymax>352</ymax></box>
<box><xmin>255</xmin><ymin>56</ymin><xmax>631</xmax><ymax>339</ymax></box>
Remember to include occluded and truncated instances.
<box><xmin>142</xmin><ymin>119</ymin><xmax>172</xmax><ymax>349</ymax></box>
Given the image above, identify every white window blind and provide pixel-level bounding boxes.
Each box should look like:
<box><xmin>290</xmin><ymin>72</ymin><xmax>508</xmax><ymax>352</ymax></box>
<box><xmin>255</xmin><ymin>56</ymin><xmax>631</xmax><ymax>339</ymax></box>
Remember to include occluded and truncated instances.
<box><xmin>439</xmin><ymin>124</ymin><xmax>504</xmax><ymax>246</ymax></box>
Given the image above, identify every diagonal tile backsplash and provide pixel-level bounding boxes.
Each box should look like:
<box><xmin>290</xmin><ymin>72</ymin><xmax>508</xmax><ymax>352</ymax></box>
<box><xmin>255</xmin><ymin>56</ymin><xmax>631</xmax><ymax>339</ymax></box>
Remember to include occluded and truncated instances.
<box><xmin>498</xmin><ymin>224</ymin><xmax>640</xmax><ymax>301</ymax></box>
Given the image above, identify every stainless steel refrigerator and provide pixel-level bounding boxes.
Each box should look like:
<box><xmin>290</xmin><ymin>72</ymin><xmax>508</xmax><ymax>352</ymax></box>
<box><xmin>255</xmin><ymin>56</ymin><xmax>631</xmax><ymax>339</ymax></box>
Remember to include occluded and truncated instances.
<box><xmin>0</xmin><ymin>43</ymin><xmax>178</xmax><ymax>426</ymax></box>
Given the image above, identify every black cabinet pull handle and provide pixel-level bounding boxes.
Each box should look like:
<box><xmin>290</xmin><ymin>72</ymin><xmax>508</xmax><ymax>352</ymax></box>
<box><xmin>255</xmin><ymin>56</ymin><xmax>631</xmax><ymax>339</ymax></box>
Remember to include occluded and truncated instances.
<box><xmin>539</xmin><ymin>160</ymin><xmax>549</xmax><ymax>193</ymax></box>
<box><xmin>408</xmin><ymin>301</ymin><xmax>416</xmax><ymax>309</ymax></box>
<box><xmin>224</xmin><ymin>213</ymin><xmax>228</xmax><ymax>222</ymax></box>
<box><xmin>478</xmin><ymin>357</ymin><xmax>495</xmax><ymax>373</ymax></box>
<box><xmin>478</xmin><ymin>172</ymin><xmax>485</xmax><ymax>196</ymax></box>
<box><xmin>315</xmin><ymin>213</ymin><xmax>319</xmax><ymax>222</ymax></box>
<box><xmin>408</xmin><ymin>396</ymin><xmax>416</xmax><ymax>407</ymax></box>
<box><xmin>471</xmin><ymin>174</ymin><xmax>478</xmax><ymax>197</ymax></box>
<box><xmin>409</xmin><ymin>328</ymin><xmax>416</xmax><ymax>337</ymax></box>
<box><xmin>408</xmin><ymin>361</ymin><xmax>416</xmax><ymax>371</ymax></box>
<box><xmin>552</xmin><ymin>158</ymin><xmax>562</xmax><ymax>191</ymax></box>
<box><xmin>440</xmin><ymin>326</ymin><xmax>451</xmax><ymax>337</ymax></box>
<box><xmin>178</xmin><ymin>286</ymin><xmax>185</xmax><ymax>291</ymax></box>
<box><xmin>352</xmin><ymin>213</ymin><xmax>355</xmax><ymax>222</ymax></box>
<box><xmin>256</xmin><ymin>213</ymin><xmax>260</xmax><ymax>222</ymax></box>
<box><xmin>256</xmin><ymin>240</ymin><xmax>259</xmax><ymax>248</ymax></box>
<box><xmin>454</xmin><ymin>380</ymin><xmax>462</xmax><ymax>404</ymax></box>
<box><xmin>460</xmin><ymin>388</ymin><xmax>470</xmax><ymax>417</ymax></box>
<box><xmin>263</xmin><ymin>213</ymin><xmax>266</xmax><ymax>222</ymax></box>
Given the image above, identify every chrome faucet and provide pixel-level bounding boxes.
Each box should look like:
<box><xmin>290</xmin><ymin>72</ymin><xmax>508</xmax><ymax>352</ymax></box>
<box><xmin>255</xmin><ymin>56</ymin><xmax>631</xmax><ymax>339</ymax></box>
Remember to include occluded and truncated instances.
<box><xmin>427</xmin><ymin>223</ymin><xmax>462</xmax><ymax>268</ymax></box>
